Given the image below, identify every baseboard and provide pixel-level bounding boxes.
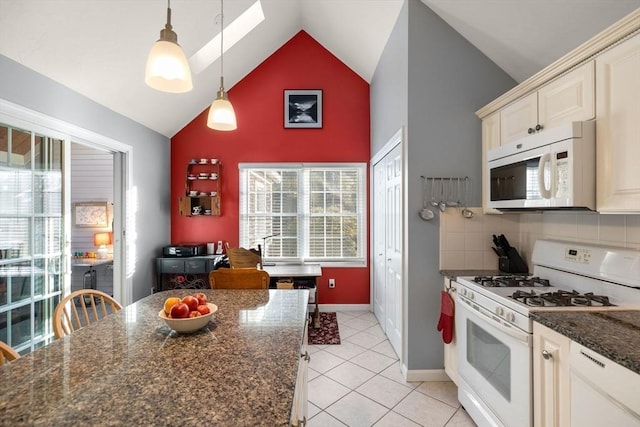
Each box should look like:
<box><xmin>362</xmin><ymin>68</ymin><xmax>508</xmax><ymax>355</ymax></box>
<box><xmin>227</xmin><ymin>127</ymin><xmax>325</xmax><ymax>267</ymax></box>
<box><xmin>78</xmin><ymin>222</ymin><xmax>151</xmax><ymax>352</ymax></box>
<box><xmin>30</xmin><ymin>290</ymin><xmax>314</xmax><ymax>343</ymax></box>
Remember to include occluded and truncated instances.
<box><xmin>404</xmin><ymin>367</ymin><xmax>452</xmax><ymax>382</ymax></box>
<box><xmin>308</xmin><ymin>304</ymin><xmax>371</xmax><ymax>313</ymax></box>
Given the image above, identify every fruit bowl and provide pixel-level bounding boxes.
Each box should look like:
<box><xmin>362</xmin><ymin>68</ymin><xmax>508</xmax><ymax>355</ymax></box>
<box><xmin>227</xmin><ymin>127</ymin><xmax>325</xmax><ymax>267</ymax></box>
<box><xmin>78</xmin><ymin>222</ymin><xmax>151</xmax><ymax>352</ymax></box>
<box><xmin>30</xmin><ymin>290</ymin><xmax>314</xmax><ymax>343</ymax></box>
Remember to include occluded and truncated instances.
<box><xmin>158</xmin><ymin>303</ymin><xmax>218</xmax><ymax>333</ymax></box>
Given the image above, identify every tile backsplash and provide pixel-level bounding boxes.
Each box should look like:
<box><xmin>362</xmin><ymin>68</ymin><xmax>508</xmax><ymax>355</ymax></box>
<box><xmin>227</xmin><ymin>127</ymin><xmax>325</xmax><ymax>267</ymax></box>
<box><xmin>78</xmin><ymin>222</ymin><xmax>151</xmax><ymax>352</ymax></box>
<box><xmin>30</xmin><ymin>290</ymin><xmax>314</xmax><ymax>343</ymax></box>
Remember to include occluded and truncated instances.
<box><xmin>439</xmin><ymin>207</ymin><xmax>521</xmax><ymax>270</ymax></box>
<box><xmin>440</xmin><ymin>209</ymin><xmax>640</xmax><ymax>271</ymax></box>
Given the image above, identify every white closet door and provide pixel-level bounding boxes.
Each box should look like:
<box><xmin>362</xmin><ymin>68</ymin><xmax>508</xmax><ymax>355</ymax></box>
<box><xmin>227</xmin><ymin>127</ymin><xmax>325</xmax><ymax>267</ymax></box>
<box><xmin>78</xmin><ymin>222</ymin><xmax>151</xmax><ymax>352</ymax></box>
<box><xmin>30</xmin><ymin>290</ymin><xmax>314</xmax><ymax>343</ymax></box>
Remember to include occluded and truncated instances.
<box><xmin>372</xmin><ymin>138</ymin><xmax>403</xmax><ymax>359</ymax></box>
<box><xmin>372</xmin><ymin>160</ymin><xmax>386</xmax><ymax>325</ymax></box>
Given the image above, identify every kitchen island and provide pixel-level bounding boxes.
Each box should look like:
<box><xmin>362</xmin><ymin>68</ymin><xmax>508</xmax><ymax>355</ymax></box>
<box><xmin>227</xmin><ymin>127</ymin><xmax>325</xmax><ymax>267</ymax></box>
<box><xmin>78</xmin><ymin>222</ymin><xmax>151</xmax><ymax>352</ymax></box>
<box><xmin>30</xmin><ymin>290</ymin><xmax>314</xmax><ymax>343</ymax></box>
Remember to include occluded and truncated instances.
<box><xmin>0</xmin><ymin>289</ymin><xmax>309</xmax><ymax>426</ymax></box>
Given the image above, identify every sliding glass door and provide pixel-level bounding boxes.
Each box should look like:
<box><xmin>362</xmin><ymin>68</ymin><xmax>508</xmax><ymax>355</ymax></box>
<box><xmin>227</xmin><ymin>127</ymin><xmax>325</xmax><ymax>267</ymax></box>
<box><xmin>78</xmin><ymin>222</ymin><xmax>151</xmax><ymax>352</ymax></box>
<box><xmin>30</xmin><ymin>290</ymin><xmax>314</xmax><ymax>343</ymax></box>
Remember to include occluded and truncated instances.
<box><xmin>0</xmin><ymin>123</ymin><xmax>65</xmax><ymax>353</ymax></box>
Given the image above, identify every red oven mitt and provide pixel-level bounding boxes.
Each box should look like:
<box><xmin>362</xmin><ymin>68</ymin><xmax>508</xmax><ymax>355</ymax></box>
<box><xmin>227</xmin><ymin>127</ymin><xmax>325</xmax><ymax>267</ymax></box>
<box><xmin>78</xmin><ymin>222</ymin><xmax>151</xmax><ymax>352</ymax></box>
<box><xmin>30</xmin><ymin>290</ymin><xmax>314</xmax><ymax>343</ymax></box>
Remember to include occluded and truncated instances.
<box><xmin>437</xmin><ymin>290</ymin><xmax>455</xmax><ymax>344</ymax></box>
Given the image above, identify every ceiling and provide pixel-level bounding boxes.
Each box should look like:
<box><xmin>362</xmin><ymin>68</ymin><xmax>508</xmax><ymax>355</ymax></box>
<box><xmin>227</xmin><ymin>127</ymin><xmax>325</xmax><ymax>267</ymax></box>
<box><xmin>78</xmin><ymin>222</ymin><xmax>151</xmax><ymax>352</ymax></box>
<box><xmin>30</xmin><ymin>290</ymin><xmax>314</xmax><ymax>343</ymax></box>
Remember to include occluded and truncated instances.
<box><xmin>0</xmin><ymin>1</ymin><xmax>638</xmax><ymax>138</ymax></box>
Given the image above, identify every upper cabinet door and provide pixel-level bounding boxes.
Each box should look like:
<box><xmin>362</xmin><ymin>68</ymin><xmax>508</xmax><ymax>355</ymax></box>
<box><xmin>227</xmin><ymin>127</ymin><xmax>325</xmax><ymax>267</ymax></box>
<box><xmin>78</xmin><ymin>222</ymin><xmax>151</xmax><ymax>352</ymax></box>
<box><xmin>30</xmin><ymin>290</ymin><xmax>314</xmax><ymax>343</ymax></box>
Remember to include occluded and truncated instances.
<box><xmin>500</xmin><ymin>62</ymin><xmax>596</xmax><ymax>146</ymax></box>
<box><xmin>596</xmin><ymin>34</ymin><xmax>640</xmax><ymax>213</ymax></box>
<box><xmin>500</xmin><ymin>92</ymin><xmax>538</xmax><ymax>145</ymax></box>
<box><xmin>538</xmin><ymin>61</ymin><xmax>595</xmax><ymax>129</ymax></box>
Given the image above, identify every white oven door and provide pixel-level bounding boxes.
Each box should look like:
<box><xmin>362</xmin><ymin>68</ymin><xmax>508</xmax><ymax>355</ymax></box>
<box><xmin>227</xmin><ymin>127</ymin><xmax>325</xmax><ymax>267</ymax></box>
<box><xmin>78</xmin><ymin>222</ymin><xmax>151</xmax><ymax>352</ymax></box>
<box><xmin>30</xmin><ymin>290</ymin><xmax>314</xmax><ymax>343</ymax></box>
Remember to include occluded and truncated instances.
<box><xmin>456</xmin><ymin>295</ymin><xmax>532</xmax><ymax>427</ymax></box>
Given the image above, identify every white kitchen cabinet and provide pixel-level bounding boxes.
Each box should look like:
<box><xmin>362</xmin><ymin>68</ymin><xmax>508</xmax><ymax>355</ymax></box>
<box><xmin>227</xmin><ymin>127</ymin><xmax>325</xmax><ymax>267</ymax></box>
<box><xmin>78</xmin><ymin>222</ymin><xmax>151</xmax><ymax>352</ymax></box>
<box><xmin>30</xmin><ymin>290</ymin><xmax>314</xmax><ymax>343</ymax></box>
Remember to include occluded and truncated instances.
<box><xmin>290</xmin><ymin>317</ymin><xmax>309</xmax><ymax>426</ymax></box>
<box><xmin>500</xmin><ymin>62</ymin><xmax>595</xmax><ymax>145</ymax></box>
<box><xmin>595</xmin><ymin>33</ymin><xmax>640</xmax><ymax>213</ymax></box>
<box><xmin>533</xmin><ymin>322</ymin><xmax>571</xmax><ymax>427</ymax></box>
<box><xmin>443</xmin><ymin>277</ymin><xmax>458</xmax><ymax>385</ymax></box>
<box><xmin>481</xmin><ymin>112</ymin><xmax>502</xmax><ymax>213</ymax></box>
<box><xmin>482</xmin><ymin>61</ymin><xmax>596</xmax><ymax>212</ymax></box>
<box><xmin>538</xmin><ymin>62</ymin><xmax>595</xmax><ymax>130</ymax></box>
<box><xmin>500</xmin><ymin>92</ymin><xmax>538</xmax><ymax>144</ymax></box>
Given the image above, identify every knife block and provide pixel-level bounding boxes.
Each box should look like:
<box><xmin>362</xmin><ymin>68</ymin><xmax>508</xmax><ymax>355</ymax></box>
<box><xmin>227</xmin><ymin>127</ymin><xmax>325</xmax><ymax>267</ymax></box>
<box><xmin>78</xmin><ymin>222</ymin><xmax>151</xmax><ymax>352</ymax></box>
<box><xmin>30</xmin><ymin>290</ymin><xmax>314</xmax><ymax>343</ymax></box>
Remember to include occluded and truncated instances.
<box><xmin>498</xmin><ymin>249</ymin><xmax>528</xmax><ymax>274</ymax></box>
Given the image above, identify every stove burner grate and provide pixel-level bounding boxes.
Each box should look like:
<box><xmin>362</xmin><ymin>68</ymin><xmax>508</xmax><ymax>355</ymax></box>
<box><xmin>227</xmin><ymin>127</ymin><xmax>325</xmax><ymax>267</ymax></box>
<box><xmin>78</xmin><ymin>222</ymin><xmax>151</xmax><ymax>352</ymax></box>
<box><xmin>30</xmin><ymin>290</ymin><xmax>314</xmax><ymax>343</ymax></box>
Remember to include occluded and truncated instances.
<box><xmin>510</xmin><ymin>289</ymin><xmax>614</xmax><ymax>307</ymax></box>
<box><xmin>473</xmin><ymin>275</ymin><xmax>551</xmax><ymax>288</ymax></box>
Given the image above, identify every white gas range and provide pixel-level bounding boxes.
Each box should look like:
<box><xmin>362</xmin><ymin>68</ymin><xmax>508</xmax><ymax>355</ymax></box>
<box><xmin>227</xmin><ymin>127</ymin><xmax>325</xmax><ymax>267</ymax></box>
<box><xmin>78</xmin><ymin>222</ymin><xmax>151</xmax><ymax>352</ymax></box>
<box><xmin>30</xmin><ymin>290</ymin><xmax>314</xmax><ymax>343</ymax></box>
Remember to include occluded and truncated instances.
<box><xmin>454</xmin><ymin>239</ymin><xmax>640</xmax><ymax>427</ymax></box>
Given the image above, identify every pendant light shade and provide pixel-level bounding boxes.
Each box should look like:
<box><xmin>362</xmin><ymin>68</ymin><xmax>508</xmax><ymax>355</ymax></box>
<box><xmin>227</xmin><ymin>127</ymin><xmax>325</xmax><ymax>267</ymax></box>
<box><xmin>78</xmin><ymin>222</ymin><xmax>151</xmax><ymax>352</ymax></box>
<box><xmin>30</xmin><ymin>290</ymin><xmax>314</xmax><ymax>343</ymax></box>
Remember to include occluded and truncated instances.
<box><xmin>207</xmin><ymin>0</ymin><xmax>237</xmax><ymax>131</ymax></box>
<box><xmin>207</xmin><ymin>77</ymin><xmax>237</xmax><ymax>130</ymax></box>
<box><xmin>145</xmin><ymin>0</ymin><xmax>193</xmax><ymax>93</ymax></box>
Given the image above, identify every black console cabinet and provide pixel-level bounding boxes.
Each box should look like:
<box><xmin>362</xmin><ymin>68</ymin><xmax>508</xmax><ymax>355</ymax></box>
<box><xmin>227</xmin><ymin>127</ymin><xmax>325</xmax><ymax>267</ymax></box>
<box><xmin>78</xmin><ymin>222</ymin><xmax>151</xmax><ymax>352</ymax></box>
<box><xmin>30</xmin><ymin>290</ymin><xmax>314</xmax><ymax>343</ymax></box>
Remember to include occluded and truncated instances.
<box><xmin>155</xmin><ymin>255</ymin><xmax>227</xmax><ymax>292</ymax></box>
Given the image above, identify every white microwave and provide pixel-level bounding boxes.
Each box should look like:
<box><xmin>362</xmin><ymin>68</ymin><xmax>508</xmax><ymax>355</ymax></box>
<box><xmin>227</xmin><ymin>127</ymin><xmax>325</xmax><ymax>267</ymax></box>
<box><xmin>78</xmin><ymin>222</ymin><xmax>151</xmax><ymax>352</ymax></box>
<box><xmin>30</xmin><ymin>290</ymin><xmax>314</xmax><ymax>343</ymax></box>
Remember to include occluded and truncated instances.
<box><xmin>487</xmin><ymin>121</ymin><xmax>595</xmax><ymax>211</ymax></box>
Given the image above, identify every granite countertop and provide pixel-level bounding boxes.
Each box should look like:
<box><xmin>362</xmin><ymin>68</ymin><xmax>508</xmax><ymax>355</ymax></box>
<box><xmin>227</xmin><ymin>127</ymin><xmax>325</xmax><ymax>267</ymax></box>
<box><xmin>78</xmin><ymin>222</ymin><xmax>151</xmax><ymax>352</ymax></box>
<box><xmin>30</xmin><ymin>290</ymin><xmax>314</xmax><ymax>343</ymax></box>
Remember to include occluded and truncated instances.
<box><xmin>532</xmin><ymin>310</ymin><xmax>640</xmax><ymax>375</ymax></box>
<box><xmin>0</xmin><ymin>289</ymin><xmax>309</xmax><ymax>426</ymax></box>
<box><xmin>440</xmin><ymin>269</ymin><xmax>502</xmax><ymax>279</ymax></box>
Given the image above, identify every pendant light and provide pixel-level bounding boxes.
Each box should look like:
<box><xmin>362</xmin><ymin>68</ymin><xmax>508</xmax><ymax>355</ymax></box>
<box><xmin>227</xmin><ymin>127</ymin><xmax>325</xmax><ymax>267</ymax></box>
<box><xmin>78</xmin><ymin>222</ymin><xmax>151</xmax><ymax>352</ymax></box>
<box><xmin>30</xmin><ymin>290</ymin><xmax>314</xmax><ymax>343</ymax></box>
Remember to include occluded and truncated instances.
<box><xmin>207</xmin><ymin>0</ymin><xmax>237</xmax><ymax>131</ymax></box>
<box><xmin>145</xmin><ymin>0</ymin><xmax>193</xmax><ymax>93</ymax></box>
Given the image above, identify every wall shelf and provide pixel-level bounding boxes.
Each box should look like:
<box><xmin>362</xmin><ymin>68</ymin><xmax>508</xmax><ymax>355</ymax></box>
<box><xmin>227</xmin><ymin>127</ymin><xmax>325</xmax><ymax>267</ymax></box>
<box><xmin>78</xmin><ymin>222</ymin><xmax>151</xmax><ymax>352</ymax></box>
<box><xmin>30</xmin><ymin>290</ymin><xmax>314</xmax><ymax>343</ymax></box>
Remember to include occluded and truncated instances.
<box><xmin>179</xmin><ymin>160</ymin><xmax>221</xmax><ymax>217</ymax></box>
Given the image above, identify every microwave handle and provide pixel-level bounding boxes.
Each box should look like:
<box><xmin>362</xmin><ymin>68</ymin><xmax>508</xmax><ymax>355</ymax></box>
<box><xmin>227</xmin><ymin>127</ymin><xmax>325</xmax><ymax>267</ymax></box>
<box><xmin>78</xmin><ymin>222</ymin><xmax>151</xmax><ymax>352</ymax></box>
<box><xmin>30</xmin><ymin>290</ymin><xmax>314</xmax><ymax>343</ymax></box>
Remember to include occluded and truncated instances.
<box><xmin>538</xmin><ymin>153</ymin><xmax>552</xmax><ymax>199</ymax></box>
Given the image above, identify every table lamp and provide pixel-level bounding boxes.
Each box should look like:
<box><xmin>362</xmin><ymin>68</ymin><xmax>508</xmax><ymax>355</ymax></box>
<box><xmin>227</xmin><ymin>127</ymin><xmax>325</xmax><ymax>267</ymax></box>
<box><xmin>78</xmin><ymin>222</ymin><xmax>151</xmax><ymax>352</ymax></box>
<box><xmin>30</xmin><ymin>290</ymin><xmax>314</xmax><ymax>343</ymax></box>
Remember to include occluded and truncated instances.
<box><xmin>94</xmin><ymin>232</ymin><xmax>111</xmax><ymax>259</ymax></box>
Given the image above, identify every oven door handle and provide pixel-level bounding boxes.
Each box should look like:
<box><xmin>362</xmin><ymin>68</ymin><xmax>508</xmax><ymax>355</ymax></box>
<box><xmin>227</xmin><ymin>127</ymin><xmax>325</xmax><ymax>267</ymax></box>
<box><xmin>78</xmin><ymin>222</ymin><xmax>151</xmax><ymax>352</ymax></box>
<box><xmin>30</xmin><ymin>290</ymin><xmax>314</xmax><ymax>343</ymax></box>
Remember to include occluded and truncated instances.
<box><xmin>459</xmin><ymin>297</ymin><xmax>531</xmax><ymax>345</ymax></box>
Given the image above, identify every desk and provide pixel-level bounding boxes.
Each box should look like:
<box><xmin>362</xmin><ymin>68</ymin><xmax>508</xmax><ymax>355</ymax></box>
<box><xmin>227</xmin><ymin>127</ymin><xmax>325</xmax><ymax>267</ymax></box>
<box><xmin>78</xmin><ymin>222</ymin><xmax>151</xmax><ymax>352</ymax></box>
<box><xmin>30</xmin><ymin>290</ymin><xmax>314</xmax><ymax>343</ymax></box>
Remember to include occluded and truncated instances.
<box><xmin>264</xmin><ymin>264</ymin><xmax>322</xmax><ymax>328</ymax></box>
<box><xmin>0</xmin><ymin>289</ymin><xmax>308</xmax><ymax>425</ymax></box>
<box><xmin>71</xmin><ymin>257</ymin><xmax>113</xmax><ymax>291</ymax></box>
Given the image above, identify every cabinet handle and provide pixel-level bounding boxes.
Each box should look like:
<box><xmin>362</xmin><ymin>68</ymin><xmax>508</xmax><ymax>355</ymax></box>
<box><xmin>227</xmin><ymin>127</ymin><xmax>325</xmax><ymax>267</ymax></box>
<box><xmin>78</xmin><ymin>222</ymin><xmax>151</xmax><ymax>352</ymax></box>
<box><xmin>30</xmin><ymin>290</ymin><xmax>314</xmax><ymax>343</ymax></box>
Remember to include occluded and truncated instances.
<box><xmin>542</xmin><ymin>350</ymin><xmax>553</xmax><ymax>360</ymax></box>
<box><xmin>528</xmin><ymin>127</ymin><xmax>535</xmax><ymax>134</ymax></box>
<box><xmin>535</xmin><ymin>124</ymin><xmax>543</xmax><ymax>132</ymax></box>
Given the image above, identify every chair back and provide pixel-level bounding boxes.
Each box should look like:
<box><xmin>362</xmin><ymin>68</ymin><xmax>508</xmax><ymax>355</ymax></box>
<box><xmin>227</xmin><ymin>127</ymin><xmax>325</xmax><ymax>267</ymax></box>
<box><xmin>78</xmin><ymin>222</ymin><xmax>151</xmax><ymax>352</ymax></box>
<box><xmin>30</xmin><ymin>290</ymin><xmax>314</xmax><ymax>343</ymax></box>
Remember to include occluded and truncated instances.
<box><xmin>209</xmin><ymin>268</ymin><xmax>270</xmax><ymax>289</ymax></box>
<box><xmin>0</xmin><ymin>341</ymin><xmax>20</xmax><ymax>365</ymax></box>
<box><xmin>53</xmin><ymin>289</ymin><xmax>123</xmax><ymax>339</ymax></box>
<box><xmin>226</xmin><ymin>247</ymin><xmax>262</xmax><ymax>269</ymax></box>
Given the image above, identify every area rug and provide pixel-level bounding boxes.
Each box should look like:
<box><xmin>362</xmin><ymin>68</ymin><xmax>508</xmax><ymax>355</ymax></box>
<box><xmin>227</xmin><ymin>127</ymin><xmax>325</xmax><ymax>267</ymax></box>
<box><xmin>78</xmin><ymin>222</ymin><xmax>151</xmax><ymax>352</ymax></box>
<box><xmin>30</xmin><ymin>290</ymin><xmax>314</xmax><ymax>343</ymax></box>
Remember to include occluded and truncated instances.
<box><xmin>308</xmin><ymin>312</ymin><xmax>341</xmax><ymax>345</ymax></box>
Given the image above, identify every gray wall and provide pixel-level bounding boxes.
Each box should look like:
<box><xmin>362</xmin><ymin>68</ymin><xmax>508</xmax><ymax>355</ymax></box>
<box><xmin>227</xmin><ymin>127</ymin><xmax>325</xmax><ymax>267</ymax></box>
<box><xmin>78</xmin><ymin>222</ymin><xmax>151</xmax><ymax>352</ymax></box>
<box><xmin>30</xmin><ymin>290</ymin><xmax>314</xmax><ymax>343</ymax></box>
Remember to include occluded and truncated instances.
<box><xmin>0</xmin><ymin>54</ymin><xmax>171</xmax><ymax>303</ymax></box>
<box><xmin>371</xmin><ymin>0</ymin><xmax>516</xmax><ymax>370</ymax></box>
<box><xmin>370</xmin><ymin>1</ymin><xmax>408</xmax><ymax>154</ymax></box>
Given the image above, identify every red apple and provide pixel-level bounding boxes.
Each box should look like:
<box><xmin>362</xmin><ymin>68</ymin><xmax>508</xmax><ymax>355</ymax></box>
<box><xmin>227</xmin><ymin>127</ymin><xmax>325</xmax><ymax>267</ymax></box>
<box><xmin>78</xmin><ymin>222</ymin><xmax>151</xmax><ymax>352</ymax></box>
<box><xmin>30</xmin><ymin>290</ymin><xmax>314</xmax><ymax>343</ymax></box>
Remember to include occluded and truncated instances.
<box><xmin>189</xmin><ymin>311</ymin><xmax>202</xmax><ymax>318</ymax></box>
<box><xmin>169</xmin><ymin>302</ymin><xmax>190</xmax><ymax>318</ymax></box>
<box><xmin>193</xmin><ymin>292</ymin><xmax>207</xmax><ymax>305</ymax></box>
<box><xmin>196</xmin><ymin>304</ymin><xmax>210</xmax><ymax>315</ymax></box>
<box><xmin>181</xmin><ymin>295</ymin><xmax>199</xmax><ymax>311</ymax></box>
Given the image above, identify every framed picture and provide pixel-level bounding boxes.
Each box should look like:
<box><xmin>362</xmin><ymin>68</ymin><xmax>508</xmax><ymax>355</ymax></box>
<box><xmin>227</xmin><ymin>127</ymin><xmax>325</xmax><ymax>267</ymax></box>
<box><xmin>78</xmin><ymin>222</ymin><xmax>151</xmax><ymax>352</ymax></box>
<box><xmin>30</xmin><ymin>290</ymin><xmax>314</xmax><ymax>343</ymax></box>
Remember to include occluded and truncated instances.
<box><xmin>73</xmin><ymin>202</ymin><xmax>109</xmax><ymax>228</ymax></box>
<box><xmin>284</xmin><ymin>89</ymin><xmax>322</xmax><ymax>128</ymax></box>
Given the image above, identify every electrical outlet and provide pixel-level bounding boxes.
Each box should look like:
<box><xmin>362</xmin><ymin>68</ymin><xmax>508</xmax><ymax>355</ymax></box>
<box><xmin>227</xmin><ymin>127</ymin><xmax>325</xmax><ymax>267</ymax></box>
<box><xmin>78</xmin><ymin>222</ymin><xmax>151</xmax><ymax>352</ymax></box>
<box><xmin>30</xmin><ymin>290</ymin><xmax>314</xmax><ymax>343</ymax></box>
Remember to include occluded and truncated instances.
<box><xmin>328</xmin><ymin>278</ymin><xmax>335</xmax><ymax>288</ymax></box>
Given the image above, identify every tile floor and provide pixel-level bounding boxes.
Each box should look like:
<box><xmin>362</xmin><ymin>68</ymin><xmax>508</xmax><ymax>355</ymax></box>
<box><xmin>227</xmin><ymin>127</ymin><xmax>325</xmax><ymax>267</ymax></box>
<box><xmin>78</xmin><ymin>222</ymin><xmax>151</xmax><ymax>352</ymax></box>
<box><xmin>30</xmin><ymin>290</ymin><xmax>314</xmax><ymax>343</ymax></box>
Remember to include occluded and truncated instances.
<box><xmin>307</xmin><ymin>310</ymin><xmax>476</xmax><ymax>427</ymax></box>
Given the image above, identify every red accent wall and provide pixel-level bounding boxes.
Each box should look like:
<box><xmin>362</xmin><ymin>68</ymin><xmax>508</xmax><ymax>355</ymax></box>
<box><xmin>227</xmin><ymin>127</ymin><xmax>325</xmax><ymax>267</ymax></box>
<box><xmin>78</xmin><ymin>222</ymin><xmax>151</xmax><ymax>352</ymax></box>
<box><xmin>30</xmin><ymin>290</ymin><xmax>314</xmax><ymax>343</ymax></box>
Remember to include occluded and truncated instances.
<box><xmin>171</xmin><ymin>31</ymin><xmax>371</xmax><ymax>304</ymax></box>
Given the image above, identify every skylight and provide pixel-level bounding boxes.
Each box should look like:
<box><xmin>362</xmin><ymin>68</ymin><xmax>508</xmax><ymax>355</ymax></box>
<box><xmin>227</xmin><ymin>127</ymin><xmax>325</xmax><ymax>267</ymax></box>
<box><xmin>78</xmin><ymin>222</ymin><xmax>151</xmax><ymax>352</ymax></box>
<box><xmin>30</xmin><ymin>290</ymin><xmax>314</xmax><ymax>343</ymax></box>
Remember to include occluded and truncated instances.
<box><xmin>189</xmin><ymin>0</ymin><xmax>265</xmax><ymax>75</ymax></box>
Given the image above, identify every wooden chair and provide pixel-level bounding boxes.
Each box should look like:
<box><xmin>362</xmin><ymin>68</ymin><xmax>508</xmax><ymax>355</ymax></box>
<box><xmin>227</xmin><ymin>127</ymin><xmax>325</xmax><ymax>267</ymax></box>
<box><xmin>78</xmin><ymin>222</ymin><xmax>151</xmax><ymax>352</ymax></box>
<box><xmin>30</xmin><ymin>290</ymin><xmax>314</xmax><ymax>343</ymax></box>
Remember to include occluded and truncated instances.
<box><xmin>209</xmin><ymin>268</ymin><xmax>270</xmax><ymax>289</ymax></box>
<box><xmin>53</xmin><ymin>289</ymin><xmax>123</xmax><ymax>339</ymax></box>
<box><xmin>226</xmin><ymin>246</ymin><xmax>262</xmax><ymax>269</ymax></box>
<box><xmin>0</xmin><ymin>341</ymin><xmax>20</xmax><ymax>365</ymax></box>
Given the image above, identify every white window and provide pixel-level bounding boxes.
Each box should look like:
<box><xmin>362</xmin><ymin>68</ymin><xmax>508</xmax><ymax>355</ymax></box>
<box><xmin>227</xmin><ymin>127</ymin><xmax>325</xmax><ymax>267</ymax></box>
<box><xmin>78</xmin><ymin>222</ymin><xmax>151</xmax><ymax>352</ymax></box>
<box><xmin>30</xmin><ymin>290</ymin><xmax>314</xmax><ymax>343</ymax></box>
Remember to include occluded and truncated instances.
<box><xmin>239</xmin><ymin>163</ymin><xmax>366</xmax><ymax>266</ymax></box>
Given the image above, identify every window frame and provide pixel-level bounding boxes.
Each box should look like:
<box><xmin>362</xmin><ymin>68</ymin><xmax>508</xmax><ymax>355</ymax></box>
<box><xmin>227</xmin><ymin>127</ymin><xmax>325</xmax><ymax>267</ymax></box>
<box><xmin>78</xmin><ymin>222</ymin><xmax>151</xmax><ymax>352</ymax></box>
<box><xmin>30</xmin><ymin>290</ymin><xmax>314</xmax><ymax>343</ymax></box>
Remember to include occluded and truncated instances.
<box><xmin>239</xmin><ymin>162</ymin><xmax>367</xmax><ymax>267</ymax></box>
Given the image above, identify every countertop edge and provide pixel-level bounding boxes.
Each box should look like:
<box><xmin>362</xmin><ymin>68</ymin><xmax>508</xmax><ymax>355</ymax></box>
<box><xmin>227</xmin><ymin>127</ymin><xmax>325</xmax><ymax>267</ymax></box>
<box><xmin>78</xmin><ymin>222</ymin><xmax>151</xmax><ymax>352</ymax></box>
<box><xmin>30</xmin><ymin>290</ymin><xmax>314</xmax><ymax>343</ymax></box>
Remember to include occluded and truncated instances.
<box><xmin>439</xmin><ymin>270</ymin><xmax>502</xmax><ymax>279</ymax></box>
<box><xmin>531</xmin><ymin>311</ymin><xmax>640</xmax><ymax>375</ymax></box>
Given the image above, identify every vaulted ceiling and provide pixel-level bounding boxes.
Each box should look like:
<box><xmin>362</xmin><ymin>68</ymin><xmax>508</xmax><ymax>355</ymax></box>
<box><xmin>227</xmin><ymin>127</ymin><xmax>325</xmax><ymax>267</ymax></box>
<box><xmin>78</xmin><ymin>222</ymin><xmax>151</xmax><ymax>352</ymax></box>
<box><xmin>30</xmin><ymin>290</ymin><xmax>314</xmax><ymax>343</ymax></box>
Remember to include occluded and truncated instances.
<box><xmin>0</xmin><ymin>1</ymin><xmax>638</xmax><ymax>137</ymax></box>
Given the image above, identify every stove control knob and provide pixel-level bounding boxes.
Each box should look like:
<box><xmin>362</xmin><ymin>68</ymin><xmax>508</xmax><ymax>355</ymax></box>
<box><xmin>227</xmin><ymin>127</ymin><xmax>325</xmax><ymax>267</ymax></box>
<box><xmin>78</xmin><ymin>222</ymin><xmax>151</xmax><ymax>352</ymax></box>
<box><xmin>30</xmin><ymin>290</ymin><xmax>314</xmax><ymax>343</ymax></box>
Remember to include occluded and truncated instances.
<box><xmin>469</xmin><ymin>291</ymin><xmax>475</xmax><ymax>300</ymax></box>
<box><xmin>495</xmin><ymin>307</ymin><xmax>504</xmax><ymax>317</ymax></box>
<box><xmin>506</xmin><ymin>312</ymin><xmax>516</xmax><ymax>322</ymax></box>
